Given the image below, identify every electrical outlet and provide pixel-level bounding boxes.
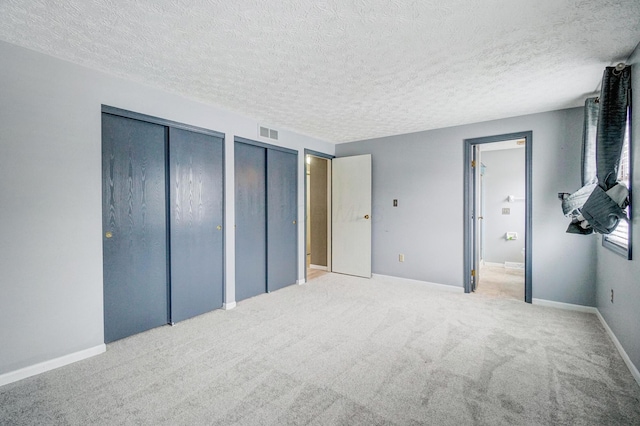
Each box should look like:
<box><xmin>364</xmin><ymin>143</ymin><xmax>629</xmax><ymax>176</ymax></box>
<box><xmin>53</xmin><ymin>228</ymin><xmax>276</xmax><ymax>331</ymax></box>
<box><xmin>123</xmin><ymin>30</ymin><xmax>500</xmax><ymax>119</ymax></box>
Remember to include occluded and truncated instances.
<box><xmin>611</xmin><ymin>289</ymin><xmax>614</xmax><ymax>303</ymax></box>
<box><xmin>393</xmin><ymin>199</ymin><xmax>398</xmax><ymax>207</ymax></box>
<box><xmin>502</xmin><ymin>208</ymin><xmax>510</xmax><ymax>215</ymax></box>
<box><xmin>399</xmin><ymin>254</ymin><xmax>405</xmax><ymax>262</ymax></box>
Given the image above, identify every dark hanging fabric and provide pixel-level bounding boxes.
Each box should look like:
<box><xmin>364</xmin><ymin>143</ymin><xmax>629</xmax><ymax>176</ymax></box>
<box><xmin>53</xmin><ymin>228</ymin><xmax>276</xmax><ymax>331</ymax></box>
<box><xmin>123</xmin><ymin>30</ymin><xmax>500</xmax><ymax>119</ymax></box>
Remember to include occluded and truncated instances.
<box><xmin>561</xmin><ymin>65</ymin><xmax>631</xmax><ymax>235</ymax></box>
<box><xmin>581</xmin><ymin>97</ymin><xmax>599</xmax><ymax>186</ymax></box>
<box><xmin>581</xmin><ymin>185</ymin><xmax>627</xmax><ymax>234</ymax></box>
<box><xmin>595</xmin><ymin>66</ymin><xmax>631</xmax><ymax>190</ymax></box>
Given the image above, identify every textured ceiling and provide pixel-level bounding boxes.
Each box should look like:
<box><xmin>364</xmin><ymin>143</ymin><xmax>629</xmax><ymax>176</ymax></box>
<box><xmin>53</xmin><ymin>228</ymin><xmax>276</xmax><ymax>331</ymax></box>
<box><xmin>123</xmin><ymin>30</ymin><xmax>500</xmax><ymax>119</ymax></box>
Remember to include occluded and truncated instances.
<box><xmin>1</xmin><ymin>1</ymin><xmax>639</xmax><ymax>143</ymax></box>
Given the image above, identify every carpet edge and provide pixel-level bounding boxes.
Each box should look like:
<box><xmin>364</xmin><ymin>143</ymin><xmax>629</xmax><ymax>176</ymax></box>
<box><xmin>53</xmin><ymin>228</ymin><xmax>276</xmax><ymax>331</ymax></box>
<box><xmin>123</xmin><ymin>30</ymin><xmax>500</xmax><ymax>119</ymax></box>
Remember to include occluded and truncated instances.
<box><xmin>596</xmin><ymin>309</ymin><xmax>640</xmax><ymax>388</ymax></box>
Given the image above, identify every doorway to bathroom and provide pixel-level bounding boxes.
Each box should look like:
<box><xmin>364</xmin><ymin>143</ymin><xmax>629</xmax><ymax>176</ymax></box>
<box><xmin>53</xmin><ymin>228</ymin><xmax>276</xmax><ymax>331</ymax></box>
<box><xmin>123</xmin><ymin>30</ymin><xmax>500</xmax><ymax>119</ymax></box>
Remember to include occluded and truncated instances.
<box><xmin>464</xmin><ymin>132</ymin><xmax>532</xmax><ymax>303</ymax></box>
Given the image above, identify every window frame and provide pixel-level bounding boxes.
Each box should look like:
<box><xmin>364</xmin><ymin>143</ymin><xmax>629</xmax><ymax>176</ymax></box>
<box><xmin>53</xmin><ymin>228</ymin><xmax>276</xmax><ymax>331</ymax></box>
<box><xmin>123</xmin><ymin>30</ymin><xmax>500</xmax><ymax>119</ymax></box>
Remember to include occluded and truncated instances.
<box><xmin>602</xmin><ymin>106</ymin><xmax>632</xmax><ymax>259</ymax></box>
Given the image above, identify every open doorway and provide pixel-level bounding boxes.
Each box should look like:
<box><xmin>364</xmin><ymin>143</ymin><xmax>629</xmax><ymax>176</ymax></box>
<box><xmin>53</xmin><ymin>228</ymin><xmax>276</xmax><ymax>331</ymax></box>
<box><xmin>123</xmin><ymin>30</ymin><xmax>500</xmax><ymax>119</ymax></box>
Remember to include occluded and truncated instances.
<box><xmin>464</xmin><ymin>132</ymin><xmax>532</xmax><ymax>303</ymax></box>
<box><xmin>476</xmin><ymin>139</ymin><xmax>526</xmax><ymax>300</ymax></box>
<box><xmin>305</xmin><ymin>151</ymin><xmax>332</xmax><ymax>282</ymax></box>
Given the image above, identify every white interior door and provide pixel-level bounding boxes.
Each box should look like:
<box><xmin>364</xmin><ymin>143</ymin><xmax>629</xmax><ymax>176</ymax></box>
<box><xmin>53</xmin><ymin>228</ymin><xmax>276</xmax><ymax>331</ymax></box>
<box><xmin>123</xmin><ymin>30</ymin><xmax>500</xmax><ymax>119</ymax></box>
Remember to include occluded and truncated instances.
<box><xmin>332</xmin><ymin>154</ymin><xmax>372</xmax><ymax>278</ymax></box>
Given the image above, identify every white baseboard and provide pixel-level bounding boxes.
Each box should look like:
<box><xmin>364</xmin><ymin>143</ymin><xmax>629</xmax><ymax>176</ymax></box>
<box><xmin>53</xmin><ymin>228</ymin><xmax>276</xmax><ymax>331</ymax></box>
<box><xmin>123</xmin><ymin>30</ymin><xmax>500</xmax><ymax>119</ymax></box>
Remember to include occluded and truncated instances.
<box><xmin>596</xmin><ymin>310</ymin><xmax>640</xmax><ymax>387</ymax></box>
<box><xmin>372</xmin><ymin>274</ymin><xmax>464</xmax><ymax>293</ymax></box>
<box><xmin>531</xmin><ymin>298</ymin><xmax>598</xmax><ymax>313</ymax></box>
<box><xmin>309</xmin><ymin>264</ymin><xmax>328</xmax><ymax>270</ymax></box>
<box><xmin>521</xmin><ymin>298</ymin><xmax>639</xmax><ymax>388</ymax></box>
<box><xmin>222</xmin><ymin>301</ymin><xmax>236</xmax><ymax>310</ymax></box>
<box><xmin>297</xmin><ymin>279</ymin><xmax>306</xmax><ymax>285</ymax></box>
<box><xmin>0</xmin><ymin>344</ymin><xmax>106</xmax><ymax>387</ymax></box>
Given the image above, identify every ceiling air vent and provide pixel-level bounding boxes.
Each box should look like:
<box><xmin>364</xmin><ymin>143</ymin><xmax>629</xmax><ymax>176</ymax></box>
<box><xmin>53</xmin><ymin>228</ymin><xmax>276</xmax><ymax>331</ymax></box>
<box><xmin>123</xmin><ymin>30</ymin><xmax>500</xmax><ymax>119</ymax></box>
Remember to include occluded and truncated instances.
<box><xmin>259</xmin><ymin>125</ymin><xmax>279</xmax><ymax>141</ymax></box>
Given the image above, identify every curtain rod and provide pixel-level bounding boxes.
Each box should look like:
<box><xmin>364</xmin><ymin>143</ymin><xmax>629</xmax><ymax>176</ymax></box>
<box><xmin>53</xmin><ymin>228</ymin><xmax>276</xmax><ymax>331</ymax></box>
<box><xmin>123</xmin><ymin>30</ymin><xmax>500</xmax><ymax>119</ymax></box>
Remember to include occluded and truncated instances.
<box><xmin>593</xmin><ymin>63</ymin><xmax>627</xmax><ymax>103</ymax></box>
<box><xmin>612</xmin><ymin>62</ymin><xmax>627</xmax><ymax>75</ymax></box>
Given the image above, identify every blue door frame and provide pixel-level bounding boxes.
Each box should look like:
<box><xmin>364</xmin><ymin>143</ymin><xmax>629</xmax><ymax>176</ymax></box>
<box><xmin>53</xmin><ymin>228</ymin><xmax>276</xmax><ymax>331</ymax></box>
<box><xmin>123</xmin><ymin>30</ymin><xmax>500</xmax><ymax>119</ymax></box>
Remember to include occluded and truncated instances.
<box><xmin>463</xmin><ymin>131</ymin><xmax>533</xmax><ymax>303</ymax></box>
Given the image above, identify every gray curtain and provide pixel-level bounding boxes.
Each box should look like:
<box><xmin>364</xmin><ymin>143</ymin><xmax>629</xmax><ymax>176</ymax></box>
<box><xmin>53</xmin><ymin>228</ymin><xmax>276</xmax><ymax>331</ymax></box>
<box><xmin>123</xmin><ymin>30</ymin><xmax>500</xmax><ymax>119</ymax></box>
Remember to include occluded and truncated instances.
<box><xmin>562</xmin><ymin>65</ymin><xmax>631</xmax><ymax>234</ymax></box>
<box><xmin>581</xmin><ymin>97</ymin><xmax>599</xmax><ymax>186</ymax></box>
<box><xmin>596</xmin><ymin>66</ymin><xmax>631</xmax><ymax>190</ymax></box>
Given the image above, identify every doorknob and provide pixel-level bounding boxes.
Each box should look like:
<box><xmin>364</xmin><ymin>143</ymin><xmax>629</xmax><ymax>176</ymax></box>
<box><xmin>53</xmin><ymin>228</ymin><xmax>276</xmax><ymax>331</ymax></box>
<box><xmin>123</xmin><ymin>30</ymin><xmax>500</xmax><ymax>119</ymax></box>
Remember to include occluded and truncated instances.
<box><xmin>293</xmin><ymin>220</ymin><xmax>296</xmax><ymax>224</ymax></box>
<box><xmin>216</xmin><ymin>225</ymin><xmax>222</xmax><ymax>230</ymax></box>
<box><xmin>478</xmin><ymin>216</ymin><xmax>483</xmax><ymax>220</ymax></box>
<box><xmin>364</xmin><ymin>215</ymin><xmax>370</xmax><ymax>219</ymax></box>
<box><xmin>105</xmin><ymin>231</ymin><xmax>113</xmax><ymax>239</ymax></box>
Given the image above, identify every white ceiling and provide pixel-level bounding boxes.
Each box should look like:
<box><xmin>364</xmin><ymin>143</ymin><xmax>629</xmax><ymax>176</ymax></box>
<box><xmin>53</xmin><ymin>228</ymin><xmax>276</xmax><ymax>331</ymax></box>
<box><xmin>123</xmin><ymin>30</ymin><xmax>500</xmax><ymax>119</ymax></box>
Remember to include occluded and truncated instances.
<box><xmin>1</xmin><ymin>1</ymin><xmax>639</xmax><ymax>143</ymax></box>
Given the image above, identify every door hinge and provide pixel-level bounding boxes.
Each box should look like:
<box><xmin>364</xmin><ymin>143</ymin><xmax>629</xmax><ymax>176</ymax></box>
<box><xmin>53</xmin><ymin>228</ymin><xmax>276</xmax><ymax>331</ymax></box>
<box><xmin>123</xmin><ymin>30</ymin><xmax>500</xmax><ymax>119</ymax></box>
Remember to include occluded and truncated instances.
<box><xmin>471</xmin><ymin>269</ymin><xmax>475</xmax><ymax>277</ymax></box>
<box><xmin>471</xmin><ymin>160</ymin><xmax>476</xmax><ymax>168</ymax></box>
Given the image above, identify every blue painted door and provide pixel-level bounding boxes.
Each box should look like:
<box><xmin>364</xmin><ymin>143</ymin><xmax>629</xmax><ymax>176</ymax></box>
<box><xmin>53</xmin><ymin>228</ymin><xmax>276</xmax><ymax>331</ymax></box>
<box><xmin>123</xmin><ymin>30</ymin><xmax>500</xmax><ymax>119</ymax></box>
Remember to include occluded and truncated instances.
<box><xmin>267</xmin><ymin>150</ymin><xmax>298</xmax><ymax>292</ymax></box>
<box><xmin>102</xmin><ymin>114</ymin><xmax>168</xmax><ymax>343</ymax></box>
<box><xmin>169</xmin><ymin>128</ymin><xmax>224</xmax><ymax>322</ymax></box>
<box><xmin>234</xmin><ymin>142</ymin><xmax>267</xmax><ymax>301</ymax></box>
<box><xmin>472</xmin><ymin>145</ymin><xmax>481</xmax><ymax>291</ymax></box>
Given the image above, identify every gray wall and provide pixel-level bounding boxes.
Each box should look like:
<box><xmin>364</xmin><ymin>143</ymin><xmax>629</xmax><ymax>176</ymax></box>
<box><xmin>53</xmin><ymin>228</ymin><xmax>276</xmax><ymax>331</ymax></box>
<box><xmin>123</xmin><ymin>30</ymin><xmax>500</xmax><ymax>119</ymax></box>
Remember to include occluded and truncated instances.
<box><xmin>595</xmin><ymin>43</ymin><xmax>640</xmax><ymax>375</ymax></box>
<box><xmin>0</xmin><ymin>40</ymin><xmax>334</xmax><ymax>376</ymax></box>
<box><xmin>5</xmin><ymin>36</ymin><xmax>636</xmax><ymax>384</ymax></box>
<box><xmin>482</xmin><ymin>148</ymin><xmax>526</xmax><ymax>263</ymax></box>
<box><xmin>310</xmin><ymin>157</ymin><xmax>328</xmax><ymax>266</ymax></box>
<box><xmin>336</xmin><ymin>108</ymin><xmax>598</xmax><ymax>306</ymax></box>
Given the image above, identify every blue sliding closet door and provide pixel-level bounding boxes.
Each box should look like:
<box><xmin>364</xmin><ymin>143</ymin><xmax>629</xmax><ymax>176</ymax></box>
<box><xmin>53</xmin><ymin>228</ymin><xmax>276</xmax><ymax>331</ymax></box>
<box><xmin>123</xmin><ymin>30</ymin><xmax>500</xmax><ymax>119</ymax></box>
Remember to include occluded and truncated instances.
<box><xmin>169</xmin><ymin>128</ymin><xmax>224</xmax><ymax>323</ymax></box>
<box><xmin>102</xmin><ymin>114</ymin><xmax>168</xmax><ymax>343</ymax></box>
<box><xmin>235</xmin><ymin>142</ymin><xmax>267</xmax><ymax>301</ymax></box>
<box><xmin>267</xmin><ymin>149</ymin><xmax>298</xmax><ymax>292</ymax></box>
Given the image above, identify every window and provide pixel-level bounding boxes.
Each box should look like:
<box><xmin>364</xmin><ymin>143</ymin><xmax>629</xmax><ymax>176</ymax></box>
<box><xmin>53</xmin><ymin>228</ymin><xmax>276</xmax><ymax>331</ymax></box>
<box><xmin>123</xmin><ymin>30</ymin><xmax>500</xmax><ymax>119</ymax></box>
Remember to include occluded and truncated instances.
<box><xmin>602</xmin><ymin>109</ymin><xmax>632</xmax><ymax>259</ymax></box>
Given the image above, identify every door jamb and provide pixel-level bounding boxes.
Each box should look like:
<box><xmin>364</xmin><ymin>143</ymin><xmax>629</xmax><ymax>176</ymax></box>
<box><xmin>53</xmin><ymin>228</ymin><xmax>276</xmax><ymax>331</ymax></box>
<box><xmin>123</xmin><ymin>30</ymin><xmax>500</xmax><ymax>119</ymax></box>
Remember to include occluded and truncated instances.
<box><xmin>463</xmin><ymin>131</ymin><xmax>533</xmax><ymax>303</ymax></box>
<box><xmin>304</xmin><ymin>149</ymin><xmax>334</xmax><ymax>283</ymax></box>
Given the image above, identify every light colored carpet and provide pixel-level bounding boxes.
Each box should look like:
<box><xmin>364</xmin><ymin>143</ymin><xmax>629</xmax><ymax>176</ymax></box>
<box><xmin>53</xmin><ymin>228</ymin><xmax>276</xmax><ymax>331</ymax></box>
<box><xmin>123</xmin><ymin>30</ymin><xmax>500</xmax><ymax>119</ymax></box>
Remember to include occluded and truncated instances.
<box><xmin>1</xmin><ymin>273</ymin><xmax>639</xmax><ymax>425</ymax></box>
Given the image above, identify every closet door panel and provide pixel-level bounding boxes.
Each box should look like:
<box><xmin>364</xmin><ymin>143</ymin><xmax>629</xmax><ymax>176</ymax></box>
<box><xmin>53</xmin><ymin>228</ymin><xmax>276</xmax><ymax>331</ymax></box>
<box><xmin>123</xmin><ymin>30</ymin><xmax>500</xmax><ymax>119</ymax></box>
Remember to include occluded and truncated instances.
<box><xmin>102</xmin><ymin>114</ymin><xmax>168</xmax><ymax>343</ymax></box>
<box><xmin>267</xmin><ymin>149</ymin><xmax>298</xmax><ymax>292</ymax></box>
<box><xmin>169</xmin><ymin>128</ymin><xmax>224</xmax><ymax>323</ymax></box>
<box><xmin>235</xmin><ymin>143</ymin><xmax>267</xmax><ymax>301</ymax></box>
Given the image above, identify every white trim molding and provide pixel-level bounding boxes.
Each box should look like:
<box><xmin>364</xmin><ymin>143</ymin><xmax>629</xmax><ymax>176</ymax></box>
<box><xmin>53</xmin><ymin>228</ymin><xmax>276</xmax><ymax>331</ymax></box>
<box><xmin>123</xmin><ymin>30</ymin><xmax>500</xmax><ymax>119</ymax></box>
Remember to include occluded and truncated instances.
<box><xmin>531</xmin><ymin>298</ymin><xmax>639</xmax><ymax>388</ymax></box>
<box><xmin>372</xmin><ymin>274</ymin><xmax>464</xmax><ymax>293</ymax></box>
<box><xmin>0</xmin><ymin>344</ymin><xmax>106</xmax><ymax>387</ymax></box>
<box><xmin>222</xmin><ymin>301</ymin><xmax>236</xmax><ymax>310</ymax></box>
<box><xmin>297</xmin><ymin>279</ymin><xmax>306</xmax><ymax>285</ymax></box>
<box><xmin>532</xmin><ymin>298</ymin><xmax>598</xmax><ymax>314</ymax></box>
<box><xmin>596</xmin><ymin>310</ymin><xmax>640</xmax><ymax>387</ymax></box>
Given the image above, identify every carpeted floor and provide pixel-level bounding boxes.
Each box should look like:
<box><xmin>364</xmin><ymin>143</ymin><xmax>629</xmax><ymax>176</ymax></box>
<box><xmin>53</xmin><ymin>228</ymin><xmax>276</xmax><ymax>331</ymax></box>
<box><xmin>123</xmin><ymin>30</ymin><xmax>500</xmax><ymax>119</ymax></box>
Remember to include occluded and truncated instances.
<box><xmin>1</xmin><ymin>273</ymin><xmax>639</xmax><ymax>425</ymax></box>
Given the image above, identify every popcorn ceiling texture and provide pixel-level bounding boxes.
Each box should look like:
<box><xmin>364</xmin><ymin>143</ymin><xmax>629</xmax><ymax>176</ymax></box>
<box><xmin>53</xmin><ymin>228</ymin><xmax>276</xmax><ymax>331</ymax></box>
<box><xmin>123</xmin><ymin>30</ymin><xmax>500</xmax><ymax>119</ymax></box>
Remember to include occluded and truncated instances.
<box><xmin>0</xmin><ymin>0</ymin><xmax>638</xmax><ymax>143</ymax></box>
